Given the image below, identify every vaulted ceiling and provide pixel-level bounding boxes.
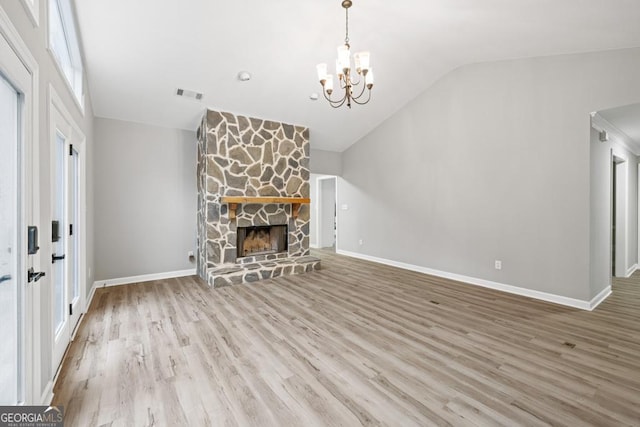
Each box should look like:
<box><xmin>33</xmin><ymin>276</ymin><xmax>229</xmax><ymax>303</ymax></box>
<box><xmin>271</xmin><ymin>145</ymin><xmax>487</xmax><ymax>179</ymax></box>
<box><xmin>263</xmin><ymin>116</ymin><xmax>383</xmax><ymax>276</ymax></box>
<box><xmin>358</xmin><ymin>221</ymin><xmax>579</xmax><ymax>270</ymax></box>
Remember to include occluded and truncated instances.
<box><xmin>75</xmin><ymin>0</ymin><xmax>640</xmax><ymax>152</ymax></box>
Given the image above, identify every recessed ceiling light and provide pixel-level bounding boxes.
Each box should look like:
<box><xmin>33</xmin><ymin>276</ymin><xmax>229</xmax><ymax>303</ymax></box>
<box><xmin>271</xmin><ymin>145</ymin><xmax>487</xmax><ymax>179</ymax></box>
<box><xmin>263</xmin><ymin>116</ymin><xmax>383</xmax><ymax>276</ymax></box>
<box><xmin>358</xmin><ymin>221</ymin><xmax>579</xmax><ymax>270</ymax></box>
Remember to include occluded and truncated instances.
<box><xmin>237</xmin><ymin>71</ymin><xmax>252</xmax><ymax>82</ymax></box>
<box><xmin>309</xmin><ymin>93</ymin><xmax>319</xmax><ymax>101</ymax></box>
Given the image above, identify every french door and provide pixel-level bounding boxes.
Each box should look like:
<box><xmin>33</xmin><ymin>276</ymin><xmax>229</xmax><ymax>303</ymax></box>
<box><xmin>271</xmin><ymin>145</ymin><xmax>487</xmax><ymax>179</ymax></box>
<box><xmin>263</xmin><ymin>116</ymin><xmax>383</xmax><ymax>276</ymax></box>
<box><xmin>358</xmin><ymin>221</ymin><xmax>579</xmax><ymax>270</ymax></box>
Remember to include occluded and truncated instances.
<box><xmin>51</xmin><ymin>102</ymin><xmax>83</xmax><ymax>374</ymax></box>
<box><xmin>0</xmin><ymin>31</ymin><xmax>32</xmax><ymax>405</ymax></box>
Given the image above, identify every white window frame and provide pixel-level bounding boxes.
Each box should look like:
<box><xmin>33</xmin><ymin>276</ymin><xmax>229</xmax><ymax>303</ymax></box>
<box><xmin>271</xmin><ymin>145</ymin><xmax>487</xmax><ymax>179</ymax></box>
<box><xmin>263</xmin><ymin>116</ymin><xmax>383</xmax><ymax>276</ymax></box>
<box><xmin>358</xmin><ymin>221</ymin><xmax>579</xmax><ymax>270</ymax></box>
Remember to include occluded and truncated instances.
<box><xmin>47</xmin><ymin>0</ymin><xmax>84</xmax><ymax>113</ymax></box>
<box><xmin>21</xmin><ymin>0</ymin><xmax>40</xmax><ymax>27</ymax></box>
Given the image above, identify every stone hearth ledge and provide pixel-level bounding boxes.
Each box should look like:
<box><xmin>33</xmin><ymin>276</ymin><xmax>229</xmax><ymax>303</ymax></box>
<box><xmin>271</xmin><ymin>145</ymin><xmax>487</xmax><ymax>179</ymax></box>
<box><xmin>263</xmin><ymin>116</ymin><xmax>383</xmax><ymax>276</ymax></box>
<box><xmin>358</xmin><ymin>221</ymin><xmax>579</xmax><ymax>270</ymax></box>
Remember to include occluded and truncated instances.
<box><xmin>208</xmin><ymin>256</ymin><xmax>321</xmax><ymax>288</ymax></box>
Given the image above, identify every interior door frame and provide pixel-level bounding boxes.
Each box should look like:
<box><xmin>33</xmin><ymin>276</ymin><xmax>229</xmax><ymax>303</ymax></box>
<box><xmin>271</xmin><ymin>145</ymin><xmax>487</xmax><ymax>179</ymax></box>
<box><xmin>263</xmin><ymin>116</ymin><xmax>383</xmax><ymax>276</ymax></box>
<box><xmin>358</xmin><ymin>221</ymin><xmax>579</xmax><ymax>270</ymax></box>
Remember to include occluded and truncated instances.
<box><xmin>611</xmin><ymin>150</ymin><xmax>629</xmax><ymax>278</ymax></box>
<box><xmin>49</xmin><ymin>85</ymin><xmax>86</xmax><ymax>376</ymax></box>
<box><xmin>0</xmin><ymin>5</ymin><xmax>40</xmax><ymax>404</ymax></box>
<box><xmin>316</xmin><ymin>175</ymin><xmax>338</xmax><ymax>249</ymax></box>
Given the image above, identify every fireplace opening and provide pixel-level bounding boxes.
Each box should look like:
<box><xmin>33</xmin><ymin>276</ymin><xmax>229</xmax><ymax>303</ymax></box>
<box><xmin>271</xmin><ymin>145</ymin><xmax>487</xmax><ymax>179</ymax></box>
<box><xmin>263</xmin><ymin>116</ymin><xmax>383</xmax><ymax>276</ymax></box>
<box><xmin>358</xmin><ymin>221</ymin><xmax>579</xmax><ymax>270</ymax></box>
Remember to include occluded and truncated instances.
<box><xmin>237</xmin><ymin>225</ymin><xmax>288</xmax><ymax>258</ymax></box>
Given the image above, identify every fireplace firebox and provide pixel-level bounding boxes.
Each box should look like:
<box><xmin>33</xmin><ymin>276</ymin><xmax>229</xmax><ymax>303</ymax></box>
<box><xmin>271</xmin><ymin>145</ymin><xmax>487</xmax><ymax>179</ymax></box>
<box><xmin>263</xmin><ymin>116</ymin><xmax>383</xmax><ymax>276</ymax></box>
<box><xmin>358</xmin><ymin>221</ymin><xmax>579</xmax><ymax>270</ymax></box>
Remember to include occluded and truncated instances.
<box><xmin>237</xmin><ymin>225</ymin><xmax>288</xmax><ymax>258</ymax></box>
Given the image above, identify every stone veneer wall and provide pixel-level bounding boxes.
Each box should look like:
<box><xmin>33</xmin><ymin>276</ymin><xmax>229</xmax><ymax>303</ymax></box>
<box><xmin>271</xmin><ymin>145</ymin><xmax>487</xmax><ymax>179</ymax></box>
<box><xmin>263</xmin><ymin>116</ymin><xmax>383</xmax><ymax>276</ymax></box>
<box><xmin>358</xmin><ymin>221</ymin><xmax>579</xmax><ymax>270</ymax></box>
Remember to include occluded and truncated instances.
<box><xmin>197</xmin><ymin>109</ymin><xmax>317</xmax><ymax>287</ymax></box>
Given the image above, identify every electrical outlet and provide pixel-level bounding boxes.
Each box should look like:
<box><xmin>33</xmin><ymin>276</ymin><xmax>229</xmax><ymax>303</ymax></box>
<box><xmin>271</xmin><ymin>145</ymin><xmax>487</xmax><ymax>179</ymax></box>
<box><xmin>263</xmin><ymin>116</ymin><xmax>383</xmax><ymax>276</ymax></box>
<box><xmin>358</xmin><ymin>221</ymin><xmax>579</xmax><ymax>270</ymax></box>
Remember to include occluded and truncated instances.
<box><xmin>358</xmin><ymin>239</ymin><xmax>363</xmax><ymax>245</ymax></box>
<box><xmin>494</xmin><ymin>260</ymin><xmax>502</xmax><ymax>270</ymax></box>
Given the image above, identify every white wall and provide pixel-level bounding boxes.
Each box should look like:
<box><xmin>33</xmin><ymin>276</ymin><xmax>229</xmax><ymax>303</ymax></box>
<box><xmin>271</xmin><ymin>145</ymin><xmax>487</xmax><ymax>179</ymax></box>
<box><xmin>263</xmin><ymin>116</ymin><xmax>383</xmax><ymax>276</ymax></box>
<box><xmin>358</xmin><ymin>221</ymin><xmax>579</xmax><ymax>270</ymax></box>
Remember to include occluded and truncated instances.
<box><xmin>339</xmin><ymin>47</ymin><xmax>640</xmax><ymax>304</ymax></box>
<box><xmin>93</xmin><ymin>118</ymin><xmax>196</xmax><ymax>281</ymax></box>
<box><xmin>0</xmin><ymin>0</ymin><xmax>95</xmax><ymax>402</ymax></box>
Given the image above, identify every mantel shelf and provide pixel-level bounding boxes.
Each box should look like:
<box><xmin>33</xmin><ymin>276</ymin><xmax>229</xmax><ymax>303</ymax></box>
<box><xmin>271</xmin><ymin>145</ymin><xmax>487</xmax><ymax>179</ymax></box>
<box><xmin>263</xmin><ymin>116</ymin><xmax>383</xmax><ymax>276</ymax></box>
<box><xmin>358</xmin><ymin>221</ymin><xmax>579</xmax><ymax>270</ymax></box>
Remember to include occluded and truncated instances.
<box><xmin>220</xmin><ymin>196</ymin><xmax>311</xmax><ymax>220</ymax></box>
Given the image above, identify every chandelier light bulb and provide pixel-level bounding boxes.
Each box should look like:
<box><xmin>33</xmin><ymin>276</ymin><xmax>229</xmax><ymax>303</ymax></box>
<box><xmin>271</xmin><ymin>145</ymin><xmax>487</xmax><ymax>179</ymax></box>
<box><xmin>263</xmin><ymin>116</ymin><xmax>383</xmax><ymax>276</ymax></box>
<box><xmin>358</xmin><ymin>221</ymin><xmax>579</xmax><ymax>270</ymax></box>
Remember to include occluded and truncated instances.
<box><xmin>365</xmin><ymin>68</ymin><xmax>374</xmax><ymax>88</ymax></box>
<box><xmin>357</xmin><ymin>51</ymin><xmax>370</xmax><ymax>73</ymax></box>
<box><xmin>324</xmin><ymin>75</ymin><xmax>334</xmax><ymax>94</ymax></box>
<box><xmin>337</xmin><ymin>45</ymin><xmax>351</xmax><ymax>72</ymax></box>
<box><xmin>316</xmin><ymin>63</ymin><xmax>328</xmax><ymax>82</ymax></box>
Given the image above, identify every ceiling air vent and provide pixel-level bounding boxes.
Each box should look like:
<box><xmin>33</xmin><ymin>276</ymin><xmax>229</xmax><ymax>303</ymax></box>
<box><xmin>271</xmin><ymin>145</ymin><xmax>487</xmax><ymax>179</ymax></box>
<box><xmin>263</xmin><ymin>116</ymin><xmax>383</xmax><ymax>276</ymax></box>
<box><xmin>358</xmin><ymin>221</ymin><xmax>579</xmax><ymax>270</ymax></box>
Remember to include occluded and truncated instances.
<box><xmin>176</xmin><ymin>88</ymin><xmax>203</xmax><ymax>101</ymax></box>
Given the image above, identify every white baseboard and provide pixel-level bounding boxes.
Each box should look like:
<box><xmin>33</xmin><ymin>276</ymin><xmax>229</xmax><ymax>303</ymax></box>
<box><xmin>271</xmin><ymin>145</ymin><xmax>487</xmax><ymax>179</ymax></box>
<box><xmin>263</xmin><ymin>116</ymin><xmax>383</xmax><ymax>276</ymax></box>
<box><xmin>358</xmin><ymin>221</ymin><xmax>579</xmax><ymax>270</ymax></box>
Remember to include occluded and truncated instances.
<box><xmin>86</xmin><ymin>281</ymin><xmax>97</xmax><ymax>311</ymax></box>
<box><xmin>588</xmin><ymin>286</ymin><xmax>611</xmax><ymax>310</ymax></box>
<box><xmin>626</xmin><ymin>263</ymin><xmax>638</xmax><ymax>278</ymax></box>
<box><xmin>92</xmin><ymin>269</ymin><xmax>197</xmax><ymax>289</ymax></box>
<box><xmin>336</xmin><ymin>250</ymin><xmax>605</xmax><ymax>311</ymax></box>
<box><xmin>310</xmin><ymin>243</ymin><xmax>320</xmax><ymax>249</ymax></box>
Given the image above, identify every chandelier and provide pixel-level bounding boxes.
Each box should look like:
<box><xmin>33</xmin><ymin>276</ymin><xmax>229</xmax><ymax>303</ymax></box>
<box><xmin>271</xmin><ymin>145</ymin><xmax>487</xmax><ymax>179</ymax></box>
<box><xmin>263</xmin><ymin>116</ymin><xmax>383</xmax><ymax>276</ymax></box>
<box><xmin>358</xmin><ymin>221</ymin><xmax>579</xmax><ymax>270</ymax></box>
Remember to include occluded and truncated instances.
<box><xmin>316</xmin><ymin>0</ymin><xmax>374</xmax><ymax>108</ymax></box>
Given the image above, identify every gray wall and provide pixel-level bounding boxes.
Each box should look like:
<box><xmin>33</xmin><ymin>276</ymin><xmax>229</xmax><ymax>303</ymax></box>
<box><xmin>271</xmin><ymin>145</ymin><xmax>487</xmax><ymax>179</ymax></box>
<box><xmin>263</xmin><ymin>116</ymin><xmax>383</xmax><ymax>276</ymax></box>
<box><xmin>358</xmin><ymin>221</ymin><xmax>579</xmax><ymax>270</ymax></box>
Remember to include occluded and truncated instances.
<box><xmin>310</xmin><ymin>148</ymin><xmax>342</xmax><ymax>176</ymax></box>
<box><xmin>0</xmin><ymin>0</ymin><xmax>96</xmax><ymax>400</ymax></box>
<box><xmin>339</xmin><ymin>48</ymin><xmax>640</xmax><ymax>302</ymax></box>
<box><xmin>94</xmin><ymin>118</ymin><xmax>196</xmax><ymax>281</ymax></box>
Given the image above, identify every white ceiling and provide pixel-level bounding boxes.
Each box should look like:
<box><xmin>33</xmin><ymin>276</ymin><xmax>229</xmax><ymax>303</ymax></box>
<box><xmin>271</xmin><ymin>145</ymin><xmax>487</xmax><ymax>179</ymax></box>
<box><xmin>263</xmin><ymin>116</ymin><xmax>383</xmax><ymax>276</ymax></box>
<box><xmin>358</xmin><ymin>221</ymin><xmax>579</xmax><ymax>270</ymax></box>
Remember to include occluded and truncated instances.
<box><xmin>599</xmin><ymin>103</ymin><xmax>640</xmax><ymax>146</ymax></box>
<box><xmin>74</xmin><ymin>0</ymin><xmax>640</xmax><ymax>152</ymax></box>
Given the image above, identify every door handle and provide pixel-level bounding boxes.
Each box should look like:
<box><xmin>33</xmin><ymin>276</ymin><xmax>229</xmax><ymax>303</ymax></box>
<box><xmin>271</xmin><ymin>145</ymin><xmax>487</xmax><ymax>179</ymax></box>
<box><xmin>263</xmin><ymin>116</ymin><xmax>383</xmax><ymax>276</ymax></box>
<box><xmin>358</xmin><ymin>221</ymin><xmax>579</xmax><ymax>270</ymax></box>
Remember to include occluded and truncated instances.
<box><xmin>27</xmin><ymin>268</ymin><xmax>45</xmax><ymax>283</ymax></box>
<box><xmin>0</xmin><ymin>274</ymin><xmax>11</xmax><ymax>284</ymax></box>
<box><xmin>52</xmin><ymin>253</ymin><xmax>66</xmax><ymax>263</ymax></box>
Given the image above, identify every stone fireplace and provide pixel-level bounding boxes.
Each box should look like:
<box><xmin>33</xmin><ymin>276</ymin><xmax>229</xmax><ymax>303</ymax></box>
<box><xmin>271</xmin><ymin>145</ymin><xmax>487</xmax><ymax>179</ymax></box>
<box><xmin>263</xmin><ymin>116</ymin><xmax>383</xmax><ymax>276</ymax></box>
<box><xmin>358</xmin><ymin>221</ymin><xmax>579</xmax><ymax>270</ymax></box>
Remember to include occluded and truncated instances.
<box><xmin>196</xmin><ymin>109</ymin><xmax>320</xmax><ymax>287</ymax></box>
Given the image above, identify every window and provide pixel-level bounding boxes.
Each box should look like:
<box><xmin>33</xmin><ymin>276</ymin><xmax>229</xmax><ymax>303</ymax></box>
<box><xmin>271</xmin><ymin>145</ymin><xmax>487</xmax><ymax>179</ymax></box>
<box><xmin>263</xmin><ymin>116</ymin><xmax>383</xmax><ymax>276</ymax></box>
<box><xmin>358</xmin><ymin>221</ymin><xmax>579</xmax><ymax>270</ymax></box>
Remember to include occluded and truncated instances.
<box><xmin>48</xmin><ymin>0</ymin><xmax>83</xmax><ymax>108</ymax></box>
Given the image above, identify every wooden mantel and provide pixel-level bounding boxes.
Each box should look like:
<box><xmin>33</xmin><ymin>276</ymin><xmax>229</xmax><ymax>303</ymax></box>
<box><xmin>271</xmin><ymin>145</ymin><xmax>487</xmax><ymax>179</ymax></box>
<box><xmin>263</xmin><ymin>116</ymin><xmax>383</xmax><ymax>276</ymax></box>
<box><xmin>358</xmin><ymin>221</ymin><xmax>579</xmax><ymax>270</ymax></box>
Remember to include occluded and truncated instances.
<box><xmin>220</xmin><ymin>196</ymin><xmax>311</xmax><ymax>220</ymax></box>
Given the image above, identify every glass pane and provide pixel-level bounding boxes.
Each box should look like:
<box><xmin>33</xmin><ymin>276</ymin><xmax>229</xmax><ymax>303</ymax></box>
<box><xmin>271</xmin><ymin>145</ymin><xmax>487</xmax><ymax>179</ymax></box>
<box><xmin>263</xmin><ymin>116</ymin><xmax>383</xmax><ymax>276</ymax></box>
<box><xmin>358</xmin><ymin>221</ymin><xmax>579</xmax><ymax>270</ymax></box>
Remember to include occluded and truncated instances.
<box><xmin>49</xmin><ymin>0</ymin><xmax>83</xmax><ymax>103</ymax></box>
<box><xmin>49</xmin><ymin>0</ymin><xmax>73</xmax><ymax>82</ymax></box>
<box><xmin>0</xmin><ymin>73</ymin><xmax>19</xmax><ymax>404</ymax></box>
<box><xmin>53</xmin><ymin>133</ymin><xmax>66</xmax><ymax>334</ymax></box>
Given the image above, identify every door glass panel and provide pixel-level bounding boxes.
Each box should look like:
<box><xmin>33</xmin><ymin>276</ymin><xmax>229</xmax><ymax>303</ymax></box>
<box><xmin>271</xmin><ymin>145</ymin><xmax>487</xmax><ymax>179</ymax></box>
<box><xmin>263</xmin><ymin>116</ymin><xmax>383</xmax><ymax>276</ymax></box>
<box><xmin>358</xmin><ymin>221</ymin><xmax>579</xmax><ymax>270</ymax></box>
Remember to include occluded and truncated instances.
<box><xmin>70</xmin><ymin>148</ymin><xmax>78</xmax><ymax>303</ymax></box>
<box><xmin>53</xmin><ymin>133</ymin><xmax>66</xmax><ymax>335</ymax></box>
<box><xmin>0</xmin><ymin>73</ymin><xmax>19</xmax><ymax>404</ymax></box>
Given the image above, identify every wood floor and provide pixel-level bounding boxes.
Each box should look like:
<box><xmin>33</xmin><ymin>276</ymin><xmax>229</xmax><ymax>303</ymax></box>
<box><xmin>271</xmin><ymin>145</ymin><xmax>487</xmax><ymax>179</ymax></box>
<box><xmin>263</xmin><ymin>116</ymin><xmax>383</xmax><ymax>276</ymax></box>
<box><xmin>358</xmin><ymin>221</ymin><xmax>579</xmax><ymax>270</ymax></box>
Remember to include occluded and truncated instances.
<box><xmin>53</xmin><ymin>250</ymin><xmax>640</xmax><ymax>426</ymax></box>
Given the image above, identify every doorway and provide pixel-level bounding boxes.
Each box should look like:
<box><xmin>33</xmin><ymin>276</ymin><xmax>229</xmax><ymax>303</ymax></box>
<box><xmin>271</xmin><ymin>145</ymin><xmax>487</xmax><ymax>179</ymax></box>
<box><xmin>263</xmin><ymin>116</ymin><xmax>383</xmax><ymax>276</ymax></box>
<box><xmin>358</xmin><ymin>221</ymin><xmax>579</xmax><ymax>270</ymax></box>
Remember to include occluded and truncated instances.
<box><xmin>0</xmin><ymin>30</ymin><xmax>36</xmax><ymax>404</ymax></box>
<box><xmin>0</xmin><ymin>68</ymin><xmax>22</xmax><ymax>405</ymax></box>
<box><xmin>317</xmin><ymin>176</ymin><xmax>337</xmax><ymax>250</ymax></box>
<box><xmin>50</xmin><ymin>89</ymin><xmax>85</xmax><ymax>375</ymax></box>
<box><xmin>612</xmin><ymin>155</ymin><xmax>627</xmax><ymax>277</ymax></box>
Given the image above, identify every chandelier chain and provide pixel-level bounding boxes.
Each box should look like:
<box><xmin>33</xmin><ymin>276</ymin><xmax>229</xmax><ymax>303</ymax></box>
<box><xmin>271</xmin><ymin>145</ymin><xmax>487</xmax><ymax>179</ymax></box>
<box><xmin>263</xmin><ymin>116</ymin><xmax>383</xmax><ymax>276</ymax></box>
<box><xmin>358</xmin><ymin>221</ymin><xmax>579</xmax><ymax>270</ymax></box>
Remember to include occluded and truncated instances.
<box><xmin>345</xmin><ymin>7</ymin><xmax>349</xmax><ymax>45</ymax></box>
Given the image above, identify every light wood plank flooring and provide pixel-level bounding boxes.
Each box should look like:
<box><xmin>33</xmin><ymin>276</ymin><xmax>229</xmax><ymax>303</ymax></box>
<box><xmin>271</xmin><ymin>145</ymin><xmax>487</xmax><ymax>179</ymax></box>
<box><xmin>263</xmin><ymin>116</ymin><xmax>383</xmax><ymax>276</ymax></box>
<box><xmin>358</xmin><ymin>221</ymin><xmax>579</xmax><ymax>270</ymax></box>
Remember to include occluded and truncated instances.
<box><xmin>53</xmin><ymin>250</ymin><xmax>640</xmax><ymax>426</ymax></box>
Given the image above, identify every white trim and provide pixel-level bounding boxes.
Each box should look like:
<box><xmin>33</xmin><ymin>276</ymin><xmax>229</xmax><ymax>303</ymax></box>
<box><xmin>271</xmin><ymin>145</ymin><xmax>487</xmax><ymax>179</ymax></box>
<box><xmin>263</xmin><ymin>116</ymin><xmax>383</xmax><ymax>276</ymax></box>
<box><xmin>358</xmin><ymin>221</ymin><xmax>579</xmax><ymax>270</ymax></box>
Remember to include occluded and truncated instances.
<box><xmin>20</xmin><ymin>0</ymin><xmax>40</xmax><ymax>27</ymax></box>
<box><xmin>591</xmin><ymin>112</ymin><xmax>640</xmax><ymax>156</ymax></box>
<box><xmin>94</xmin><ymin>269</ymin><xmax>197</xmax><ymax>288</ymax></box>
<box><xmin>46</xmin><ymin>0</ymin><xmax>85</xmax><ymax>114</ymax></box>
<box><xmin>49</xmin><ymin>84</ymin><xmax>86</xmax><ymax>376</ymax></box>
<box><xmin>625</xmin><ymin>263</ymin><xmax>638</xmax><ymax>278</ymax></box>
<box><xmin>310</xmin><ymin>243</ymin><xmax>320</xmax><ymax>249</ymax></box>
<box><xmin>336</xmin><ymin>249</ymin><xmax>608</xmax><ymax>311</ymax></box>
<box><xmin>47</xmin><ymin>49</ymin><xmax>85</xmax><ymax>114</ymax></box>
<box><xmin>39</xmin><ymin>381</ymin><xmax>53</xmax><ymax>405</ymax></box>
<box><xmin>315</xmin><ymin>175</ymin><xmax>338</xmax><ymax>250</ymax></box>
<box><xmin>0</xmin><ymin>4</ymin><xmax>41</xmax><ymax>405</ymax></box>
<box><xmin>86</xmin><ymin>281</ymin><xmax>97</xmax><ymax>312</ymax></box>
<box><xmin>589</xmin><ymin>286</ymin><xmax>611</xmax><ymax>311</ymax></box>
